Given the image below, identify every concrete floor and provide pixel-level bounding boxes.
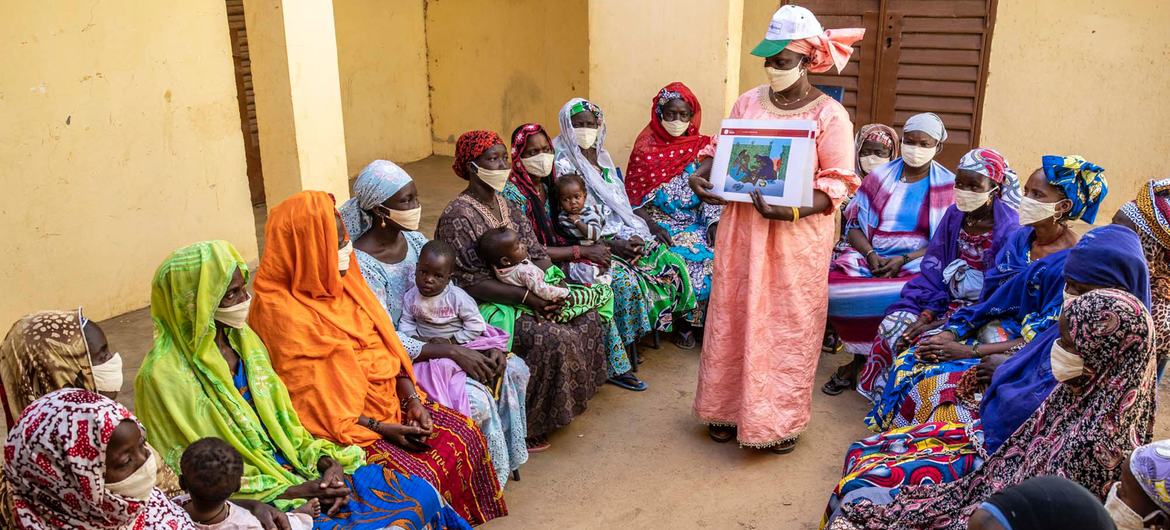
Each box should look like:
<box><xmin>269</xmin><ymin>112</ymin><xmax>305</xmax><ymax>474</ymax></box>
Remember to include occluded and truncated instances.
<box><xmin>98</xmin><ymin>156</ymin><xmax>1169</xmax><ymax>529</ymax></box>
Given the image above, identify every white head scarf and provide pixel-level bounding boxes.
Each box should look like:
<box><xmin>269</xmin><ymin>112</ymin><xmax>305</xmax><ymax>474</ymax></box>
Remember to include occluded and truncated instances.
<box><xmin>903</xmin><ymin>112</ymin><xmax>949</xmax><ymax>143</ymax></box>
<box><xmin>338</xmin><ymin>159</ymin><xmax>415</xmax><ymax>240</ymax></box>
<box><xmin>552</xmin><ymin>98</ymin><xmax>652</xmax><ymax>238</ymax></box>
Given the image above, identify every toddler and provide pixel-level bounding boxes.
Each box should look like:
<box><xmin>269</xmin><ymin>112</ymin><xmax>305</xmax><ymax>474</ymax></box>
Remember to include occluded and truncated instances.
<box><xmin>178</xmin><ymin>437</ymin><xmax>316</xmax><ymax>529</ymax></box>
<box><xmin>400</xmin><ymin>240</ymin><xmax>509</xmax><ymax>351</ymax></box>
<box><xmin>555</xmin><ymin>173</ymin><xmax>611</xmax><ymax>285</ymax></box>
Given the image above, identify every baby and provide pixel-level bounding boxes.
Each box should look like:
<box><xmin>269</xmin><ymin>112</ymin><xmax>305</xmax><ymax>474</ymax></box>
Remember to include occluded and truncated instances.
<box><xmin>178</xmin><ymin>437</ymin><xmax>316</xmax><ymax>529</ymax></box>
<box><xmin>400</xmin><ymin>240</ymin><xmax>508</xmax><ymax>351</ymax></box>
<box><xmin>555</xmin><ymin>173</ymin><xmax>611</xmax><ymax>285</ymax></box>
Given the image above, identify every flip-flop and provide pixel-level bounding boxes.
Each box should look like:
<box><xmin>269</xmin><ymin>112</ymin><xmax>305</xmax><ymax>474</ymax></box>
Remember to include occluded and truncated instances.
<box><xmin>526</xmin><ymin>437</ymin><xmax>550</xmax><ymax>453</ymax></box>
<box><xmin>607</xmin><ymin>373</ymin><xmax>648</xmax><ymax>392</ymax></box>
<box><xmin>821</xmin><ymin>372</ymin><xmax>855</xmax><ymax>396</ymax></box>
<box><xmin>769</xmin><ymin>438</ymin><xmax>798</xmax><ymax>455</ymax></box>
<box><xmin>674</xmin><ymin>330</ymin><xmax>698</xmax><ymax>350</ymax></box>
<box><xmin>708</xmin><ymin>425</ymin><xmax>735</xmax><ymax>443</ymax></box>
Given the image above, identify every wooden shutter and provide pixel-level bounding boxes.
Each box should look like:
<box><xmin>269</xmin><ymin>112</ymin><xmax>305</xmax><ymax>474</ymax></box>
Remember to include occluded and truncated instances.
<box><xmin>778</xmin><ymin>0</ymin><xmax>997</xmax><ymax>168</ymax></box>
<box><xmin>226</xmin><ymin>0</ymin><xmax>264</xmax><ymax>205</ymax></box>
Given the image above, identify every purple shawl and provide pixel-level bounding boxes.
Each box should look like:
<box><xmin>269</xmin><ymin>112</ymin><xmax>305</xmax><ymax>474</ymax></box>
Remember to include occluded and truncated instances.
<box><xmin>886</xmin><ymin>199</ymin><xmax>1020</xmax><ymax>317</ymax></box>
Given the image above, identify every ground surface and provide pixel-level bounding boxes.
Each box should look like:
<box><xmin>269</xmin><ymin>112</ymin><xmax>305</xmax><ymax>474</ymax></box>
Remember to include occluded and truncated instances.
<box><xmin>102</xmin><ymin>156</ymin><xmax>1168</xmax><ymax>529</ymax></box>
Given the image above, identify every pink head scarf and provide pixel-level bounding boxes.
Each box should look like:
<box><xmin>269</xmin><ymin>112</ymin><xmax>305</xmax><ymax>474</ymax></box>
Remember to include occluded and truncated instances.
<box><xmin>786</xmin><ymin>28</ymin><xmax>866</xmax><ymax>73</ymax></box>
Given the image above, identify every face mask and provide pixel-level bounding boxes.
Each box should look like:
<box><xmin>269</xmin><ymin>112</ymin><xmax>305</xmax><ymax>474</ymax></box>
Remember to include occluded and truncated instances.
<box><xmin>901</xmin><ymin>144</ymin><xmax>937</xmax><ymax>168</ymax></box>
<box><xmin>1105</xmin><ymin>482</ymin><xmax>1157</xmax><ymax>530</ymax></box>
<box><xmin>859</xmin><ymin>155</ymin><xmax>890</xmax><ymax>175</ymax></box>
<box><xmin>338</xmin><ymin>240</ymin><xmax>353</xmax><ymax>273</ymax></box>
<box><xmin>954</xmin><ymin>188</ymin><xmax>994</xmax><ymax>212</ymax></box>
<box><xmin>574</xmin><ymin>128</ymin><xmax>598</xmax><ymax>150</ymax></box>
<box><xmin>1017</xmin><ymin>196</ymin><xmax>1061</xmax><ymax>226</ymax></box>
<box><xmin>214</xmin><ymin>296</ymin><xmax>251</xmax><ymax>329</ymax></box>
<box><xmin>106</xmin><ymin>451</ymin><xmax>157</xmax><ymax>501</ymax></box>
<box><xmin>661</xmin><ymin>120</ymin><xmax>690</xmax><ymax>137</ymax></box>
<box><xmin>1063</xmin><ymin>290</ymin><xmax>1081</xmax><ymax>309</ymax></box>
<box><xmin>1049</xmin><ymin>339</ymin><xmax>1084</xmax><ymax>382</ymax></box>
<box><xmin>472</xmin><ymin>162</ymin><xmax>511</xmax><ymax>192</ymax></box>
<box><xmin>91</xmin><ymin>352</ymin><xmax>124</xmax><ymax>393</ymax></box>
<box><xmin>385</xmin><ymin>206</ymin><xmax>422</xmax><ymax>231</ymax></box>
<box><xmin>765</xmin><ymin>65</ymin><xmax>803</xmax><ymax>92</ymax></box>
<box><xmin>521</xmin><ymin>153</ymin><xmax>555</xmax><ymax>177</ymax></box>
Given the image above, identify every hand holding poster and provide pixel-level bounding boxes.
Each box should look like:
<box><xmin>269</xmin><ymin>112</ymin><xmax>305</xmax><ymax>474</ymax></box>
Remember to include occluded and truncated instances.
<box><xmin>709</xmin><ymin>119</ymin><xmax>817</xmax><ymax>207</ymax></box>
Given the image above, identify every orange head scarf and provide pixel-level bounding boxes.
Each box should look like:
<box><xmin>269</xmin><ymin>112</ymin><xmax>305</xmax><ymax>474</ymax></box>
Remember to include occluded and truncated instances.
<box><xmin>249</xmin><ymin>191</ymin><xmax>416</xmax><ymax>446</ymax></box>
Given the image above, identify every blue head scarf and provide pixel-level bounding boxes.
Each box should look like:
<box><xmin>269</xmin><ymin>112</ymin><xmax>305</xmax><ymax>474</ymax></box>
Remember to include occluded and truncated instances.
<box><xmin>980</xmin><ymin>224</ymin><xmax>1150</xmax><ymax>453</ymax></box>
<box><xmin>338</xmin><ymin>160</ymin><xmax>414</xmax><ymax>240</ymax></box>
<box><xmin>1041</xmin><ymin>155</ymin><xmax>1108</xmax><ymax>223</ymax></box>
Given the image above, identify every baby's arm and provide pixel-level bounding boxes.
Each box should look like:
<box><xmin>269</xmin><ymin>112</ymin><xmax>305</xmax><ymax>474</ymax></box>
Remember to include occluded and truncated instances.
<box><xmin>526</xmin><ymin>268</ymin><xmax>571</xmax><ymax>301</ymax></box>
<box><xmin>451</xmin><ymin>287</ymin><xmax>487</xmax><ymax>343</ymax></box>
<box><xmin>398</xmin><ymin>292</ymin><xmax>420</xmax><ymax>338</ymax></box>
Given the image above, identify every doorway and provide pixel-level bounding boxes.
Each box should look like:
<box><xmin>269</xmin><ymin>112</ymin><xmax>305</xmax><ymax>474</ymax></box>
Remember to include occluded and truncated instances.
<box><xmin>226</xmin><ymin>0</ymin><xmax>265</xmax><ymax>206</ymax></box>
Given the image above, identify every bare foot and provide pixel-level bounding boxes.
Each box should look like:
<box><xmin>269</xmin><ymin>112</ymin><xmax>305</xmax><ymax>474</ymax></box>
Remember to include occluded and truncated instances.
<box><xmin>294</xmin><ymin>497</ymin><xmax>321</xmax><ymax>517</ymax></box>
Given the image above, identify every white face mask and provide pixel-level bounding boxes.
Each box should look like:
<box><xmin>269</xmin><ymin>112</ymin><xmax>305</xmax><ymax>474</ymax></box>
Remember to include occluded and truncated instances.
<box><xmin>91</xmin><ymin>352</ymin><xmax>124</xmax><ymax>393</ymax></box>
<box><xmin>385</xmin><ymin>206</ymin><xmax>422</xmax><ymax>231</ymax></box>
<box><xmin>521</xmin><ymin>153</ymin><xmax>555</xmax><ymax>177</ymax></box>
<box><xmin>859</xmin><ymin>155</ymin><xmax>890</xmax><ymax>175</ymax></box>
<box><xmin>661</xmin><ymin>119</ymin><xmax>690</xmax><ymax>137</ymax></box>
<box><xmin>1050</xmin><ymin>339</ymin><xmax>1084</xmax><ymax>382</ymax></box>
<box><xmin>338</xmin><ymin>240</ymin><xmax>353</xmax><ymax>273</ymax></box>
<box><xmin>765</xmin><ymin>65</ymin><xmax>803</xmax><ymax>92</ymax></box>
<box><xmin>1017</xmin><ymin>196</ymin><xmax>1061</xmax><ymax>226</ymax></box>
<box><xmin>106</xmin><ymin>451</ymin><xmax>157</xmax><ymax>501</ymax></box>
<box><xmin>574</xmin><ymin>128</ymin><xmax>599</xmax><ymax>149</ymax></box>
<box><xmin>901</xmin><ymin>144</ymin><xmax>937</xmax><ymax>168</ymax></box>
<box><xmin>472</xmin><ymin>162</ymin><xmax>511</xmax><ymax>192</ymax></box>
<box><xmin>1105</xmin><ymin>481</ymin><xmax>1158</xmax><ymax>530</ymax></box>
<box><xmin>954</xmin><ymin>188</ymin><xmax>994</xmax><ymax>212</ymax></box>
<box><xmin>214</xmin><ymin>296</ymin><xmax>252</xmax><ymax>329</ymax></box>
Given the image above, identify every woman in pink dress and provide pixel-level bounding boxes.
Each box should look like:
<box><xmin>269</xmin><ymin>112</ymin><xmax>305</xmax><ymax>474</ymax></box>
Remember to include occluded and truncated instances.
<box><xmin>690</xmin><ymin>5</ymin><xmax>863</xmax><ymax>453</ymax></box>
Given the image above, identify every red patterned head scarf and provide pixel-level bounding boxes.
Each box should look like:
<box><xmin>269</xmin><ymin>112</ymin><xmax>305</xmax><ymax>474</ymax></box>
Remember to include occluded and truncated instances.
<box><xmin>625</xmin><ymin>82</ymin><xmax>712</xmax><ymax>206</ymax></box>
<box><xmin>5</xmin><ymin>388</ymin><xmax>193</xmax><ymax>529</ymax></box>
<box><xmin>509</xmin><ymin>123</ymin><xmax>563</xmax><ymax>246</ymax></box>
<box><xmin>453</xmin><ymin>130</ymin><xmax>505</xmax><ymax>180</ymax></box>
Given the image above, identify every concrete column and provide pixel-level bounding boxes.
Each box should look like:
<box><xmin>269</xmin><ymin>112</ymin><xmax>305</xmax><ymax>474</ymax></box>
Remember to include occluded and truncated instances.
<box><xmin>245</xmin><ymin>0</ymin><xmax>350</xmax><ymax>205</ymax></box>
<box><xmin>587</xmin><ymin>0</ymin><xmax>744</xmax><ymax>165</ymax></box>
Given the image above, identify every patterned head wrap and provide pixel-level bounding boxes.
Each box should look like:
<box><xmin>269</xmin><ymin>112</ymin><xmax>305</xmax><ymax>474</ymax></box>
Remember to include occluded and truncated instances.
<box><xmin>0</xmin><ymin>310</ymin><xmax>95</xmax><ymax>438</ymax></box>
<box><xmin>452</xmin><ymin>130</ymin><xmax>505</xmax><ymax>181</ymax></box>
<box><xmin>1131</xmin><ymin>439</ymin><xmax>1170</xmax><ymax>514</ymax></box>
<box><xmin>958</xmin><ymin>147</ymin><xmax>1022</xmax><ymax>208</ymax></box>
<box><xmin>1041</xmin><ymin>155</ymin><xmax>1108</xmax><ymax>223</ymax></box>
<box><xmin>785</xmin><ymin>28</ymin><xmax>866</xmax><ymax>74</ymax></box>
<box><xmin>509</xmin><ymin>123</ymin><xmax>563</xmax><ymax>247</ymax></box>
<box><xmin>626</xmin><ymin>82</ymin><xmax>711</xmax><ymax>206</ymax></box>
<box><xmin>339</xmin><ymin>159</ymin><xmax>415</xmax><ymax>240</ymax></box>
<box><xmin>903</xmin><ymin>112</ymin><xmax>948</xmax><ymax>142</ymax></box>
<box><xmin>854</xmin><ymin>123</ymin><xmax>899</xmax><ymax>175</ymax></box>
<box><xmin>1120</xmin><ymin>178</ymin><xmax>1170</xmax><ymax>249</ymax></box>
<box><xmin>4</xmin><ymin>389</ymin><xmax>192</xmax><ymax>529</ymax></box>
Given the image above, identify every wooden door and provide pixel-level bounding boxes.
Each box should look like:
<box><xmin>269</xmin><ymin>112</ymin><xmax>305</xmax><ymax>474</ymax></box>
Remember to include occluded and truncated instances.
<box><xmin>226</xmin><ymin>0</ymin><xmax>265</xmax><ymax>205</ymax></box>
<box><xmin>782</xmin><ymin>0</ymin><xmax>998</xmax><ymax>168</ymax></box>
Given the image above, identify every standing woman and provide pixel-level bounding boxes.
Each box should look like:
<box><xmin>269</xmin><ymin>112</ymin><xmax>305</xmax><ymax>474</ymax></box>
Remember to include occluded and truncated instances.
<box><xmin>626</xmin><ymin>82</ymin><xmax>720</xmax><ymax>347</ymax></box>
<box><xmin>553</xmin><ymin>98</ymin><xmax>697</xmax><ymax>336</ymax></box>
<box><xmin>823</xmin><ymin>114</ymin><xmax>953</xmax><ymax>395</ymax></box>
<box><xmin>690</xmin><ymin>5</ymin><xmax>864</xmax><ymax>453</ymax></box>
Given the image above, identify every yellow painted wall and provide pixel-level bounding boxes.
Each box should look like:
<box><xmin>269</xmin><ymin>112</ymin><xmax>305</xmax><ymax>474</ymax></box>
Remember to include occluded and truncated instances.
<box><xmin>739</xmin><ymin>0</ymin><xmax>780</xmax><ymax>96</ymax></box>
<box><xmin>425</xmin><ymin>0</ymin><xmax>589</xmax><ymax>157</ymax></box>
<box><xmin>980</xmin><ymin>0</ymin><xmax>1170</xmax><ymax>220</ymax></box>
<box><xmin>588</xmin><ymin>0</ymin><xmax>743</xmax><ymax>168</ymax></box>
<box><xmin>0</xmin><ymin>0</ymin><xmax>259</xmax><ymax>326</ymax></box>
<box><xmin>334</xmin><ymin>0</ymin><xmax>433</xmax><ymax>175</ymax></box>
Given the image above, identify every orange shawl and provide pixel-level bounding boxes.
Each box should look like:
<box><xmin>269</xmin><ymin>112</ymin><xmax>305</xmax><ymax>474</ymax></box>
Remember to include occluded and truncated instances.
<box><xmin>249</xmin><ymin>191</ymin><xmax>417</xmax><ymax>447</ymax></box>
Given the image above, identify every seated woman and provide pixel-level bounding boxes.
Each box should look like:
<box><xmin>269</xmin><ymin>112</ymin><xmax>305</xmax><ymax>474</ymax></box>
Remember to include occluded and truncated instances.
<box><xmin>1114</xmin><ymin>178</ymin><xmax>1170</xmax><ymax>373</ymax></box>
<box><xmin>830</xmin><ymin>289</ymin><xmax>1157</xmax><ymax>530</ymax></box>
<box><xmin>821</xmin><ymin>226</ymin><xmax>1150</xmax><ymax>524</ymax></box>
<box><xmin>5</xmin><ymin>389</ymin><xmax>196</xmax><ymax>528</ymax></box>
<box><xmin>248</xmin><ymin>193</ymin><xmax>505</xmax><ymax>525</ymax></box>
<box><xmin>856</xmin><ymin>148</ymin><xmax>1020</xmax><ymax>408</ymax></box>
<box><xmin>823</xmin><ymin>113</ymin><xmax>954</xmax><ymax>396</ymax></box>
<box><xmin>136</xmin><ymin>240</ymin><xmax>472</xmax><ymax>529</ymax></box>
<box><xmin>436</xmin><ymin>130</ymin><xmax>610</xmax><ymax>451</ymax></box>
<box><xmin>339</xmin><ymin>159</ymin><xmax>529</xmax><ymax>486</ymax></box>
<box><xmin>855</xmin><ymin>124</ymin><xmax>899</xmax><ymax>177</ymax></box>
<box><xmin>1104</xmin><ymin>439</ymin><xmax>1170</xmax><ymax>529</ymax></box>
<box><xmin>625</xmin><ymin>82</ymin><xmax>719</xmax><ymax>347</ymax></box>
<box><xmin>553</xmin><ymin>98</ymin><xmax>696</xmax><ymax>340</ymax></box>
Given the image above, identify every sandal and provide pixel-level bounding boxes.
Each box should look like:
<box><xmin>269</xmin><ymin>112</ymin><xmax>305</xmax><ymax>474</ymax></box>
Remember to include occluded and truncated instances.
<box><xmin>607</xmin><ymin>372</ymin><xmax>648</xmax><ymax>392</ymax></box>
<box><xmin>769</xmin><ymin>437</ymin><xmax>798</xmax><ymax>455</ymax></box>
<box><xmin>822</xmin><ymin>331</ymin><xmax>843</xmax><ymax>354</ymax></box>
<box><xmin>708</xmin><ymin>425</ymin><xmax>736</xmax><ymax>443</ymax></box>
<box><xmin>821</xmin><ymin>371</ymin><xmax>855</xmax><ymax>396</ymax></box>
<box><xmin>673</xmin><ymin>330</ymin><xmax>698</xmax><ymax>350</ymax></box>
<box><xmin>526</xmin><ymin>436</ymin><xmax>550</xmax><ymax>453</ymax></box>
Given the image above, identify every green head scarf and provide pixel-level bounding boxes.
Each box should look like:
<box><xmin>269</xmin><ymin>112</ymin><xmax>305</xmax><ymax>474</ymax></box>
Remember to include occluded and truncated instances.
<box><xmin>135</xmin><ymin>240</ymin><xmax>363</xmax><ymax>506</ymax></box>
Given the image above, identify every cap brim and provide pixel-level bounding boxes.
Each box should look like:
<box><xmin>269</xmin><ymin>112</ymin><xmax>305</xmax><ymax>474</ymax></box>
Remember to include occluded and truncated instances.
<box><xmin>750</xmin><ymin>39</ymin><xmax>790</xmax><ymax>58</ymax></box>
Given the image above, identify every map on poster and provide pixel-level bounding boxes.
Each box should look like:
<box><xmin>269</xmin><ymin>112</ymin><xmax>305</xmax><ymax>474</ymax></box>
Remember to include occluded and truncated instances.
<box><xmin>710</xmin><ymin>119</ymin><xmax>817</xmax><ymax>207</ymax></box>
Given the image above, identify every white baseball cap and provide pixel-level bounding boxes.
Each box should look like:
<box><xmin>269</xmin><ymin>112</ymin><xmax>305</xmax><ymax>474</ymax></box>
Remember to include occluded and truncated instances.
<box><xmin>750</xmin><ymin>5</ymin><xmax>824</xmax><ymax>57</ymax></box>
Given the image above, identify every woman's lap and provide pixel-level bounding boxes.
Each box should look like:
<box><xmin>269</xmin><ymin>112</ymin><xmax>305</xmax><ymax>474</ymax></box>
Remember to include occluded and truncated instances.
<box><xmin>313</xmin><ymin>464</ymin><xmax>472</xmax><ymax>530</ymax></box>
<box><xmin>510</xmin><ymin>310</ymin><xmax>607</xmax><ymax>437</ymax></box>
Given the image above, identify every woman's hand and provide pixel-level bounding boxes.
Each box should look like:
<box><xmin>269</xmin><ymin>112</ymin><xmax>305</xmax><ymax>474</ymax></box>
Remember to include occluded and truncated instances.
<box><xmin>650</xmin><ymin>223</ymin><xmax>674</xmax><ymax>247</ymax></box>
<box><xmin>403</xmin><ymin>399</ymin><xmax>434</xmax><ymax>433</ymax></box>
<box><xmin>607</xmin><ymin>238</ymin><xmax>643</xmax><ymax>261</ymax></box>
<box><xmin>579</xmin><ymin>244</ymin><xmax>611</xmax><ymax>266</ymax></box>
<box><xmin>897</xmin><ymin>315</ymin><xmax>937</xmax><ymax>350</ymax></box>
<box><xmin>689</xmin><ymin>175</ymin><xmax>727</xmax><ymax>205</ymax></box>
<box><xmin>280</xmin><ymin>477</ymin><xmax>351</xmax><ymax>508</ymax></box>
<box><xmin>975</xmin><ymin>353</ymin><xmax>1009</xmax><ymax>386</ymax></box>
<box><xmin>749</xmin><ymin>190</ymin><xmax>792</xmax><ymax>221</ymax></box>
<box><xmin>314</xmin><ymin>457</ymin><xmax>349</xmax><ymax>516</ymax></box>
<box><xmin>706</xmin><ymin>222</ymin><xmax>719</xmax><ymax>246</ymax></box>
<box><xmin>873</xmin><ymin>255</ymin><xmax>907</xmax><ymax>278</ymax></box>
<box><xmin>381</xmin><ymin>423</ymin><xmax>433</xmax><ymax>452</ymax></box>
<box><xmin>232</xmin><ymin>500</ymin><xmax>292</xmax><ymax>530</ymax></box>
<box><xmin>920</xmin><ymin>341</ymin><xmax>976</xmax><ymax>363</ymax></box>
<box><xmin>525</xmin><ymin>292</ymin><xmax>562</xmax><ymax>320</ymax></box>
<box><xmin>444</xmin><ymin>344</ymin><xmax>496</xmax><ymax>383</ymax></box>
<box><xmin>486</xmin><ymin>348</ymin><xmax>507</xmax><ymax>380</ymax></box>
<box><xmin>865</xmin><ymin>252</ymin><xmax>886</xmax><ymax>274</ymax></box>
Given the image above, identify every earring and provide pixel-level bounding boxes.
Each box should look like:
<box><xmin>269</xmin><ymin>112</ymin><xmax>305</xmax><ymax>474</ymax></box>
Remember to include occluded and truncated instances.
<box><xmin>379</xmin><ymin>216</ymin><xmax>387</xmax><ymax>229</ymax></box>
